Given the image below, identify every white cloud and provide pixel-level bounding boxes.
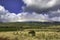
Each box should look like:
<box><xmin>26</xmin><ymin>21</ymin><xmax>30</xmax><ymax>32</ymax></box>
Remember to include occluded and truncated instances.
<box><xmin>0</xmin><ymin>5</ymin><xmax>19</xmax><ymax>22</ymax></box>
<box><xmin>50</xmin><ymin>9</ymin><xmax>60</xmax><ymax>13</ymax></box>
<box><xmin>0</xmin><ymin>5</ymin><xmax>49</xmax><ymax>22</ymax></box>
<box><xmin>23</xmin><ymin>0</ymin><xmax>59</xmax><ymax>8</ymax></box>
<box><xmin>49</xmin><ymin>17</ymin><xmax>60</xmax><ymax>22</ymax></box>
<box><xmin>17</xmin><ymin>12</ymin><xmax>49</xmax><ymax>22</ymax></box>
<box><xmin>23</xmin><ymin>0</ymin><xmax>60</xmax><ymax>13</ymax></box>
<box><xmin>0</xmin><ymin>5</ymin><xmax>60</xmax><ymax>22</ymax></box>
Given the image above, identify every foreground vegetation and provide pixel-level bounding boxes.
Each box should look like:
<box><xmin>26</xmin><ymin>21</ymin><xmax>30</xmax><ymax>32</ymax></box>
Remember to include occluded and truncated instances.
<box><xmin>0</xmin><ymin>31</ymin><xmax>60</xmax><ymax>40</ymax></box>
<box><xmin>0</xmin><ymin>22</ymin><xmax>60</xmax><ymax>31</ymax></box>
<box><xmin>0</xmin><ymin>22</ymin><xmax>60</xmax><ymax>40</ymax></box>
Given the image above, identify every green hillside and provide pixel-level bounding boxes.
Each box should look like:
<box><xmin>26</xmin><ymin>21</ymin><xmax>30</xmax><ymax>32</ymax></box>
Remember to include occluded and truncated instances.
<box><xmin>0</xmin><ymin>22</ymin><xmax>60</xmax><ymax>31</ymax></box>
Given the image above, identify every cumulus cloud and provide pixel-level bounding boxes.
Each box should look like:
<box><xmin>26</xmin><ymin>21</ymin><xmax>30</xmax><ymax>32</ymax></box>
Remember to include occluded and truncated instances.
<box><xmin>0</xmin><ymin>5</ymin><xmax>20</xmax><ymax>22</ymax></box>
<box><xmin>0</xmin><ymin>5</ymin><xmax>60</xmax><ymax>22</ymax></box>
<box><xmin>23</xmin><ymin>0</ymin><xmax>58</xmax><ymax>8</ymax></box>
<box><xmin>48</xmin><ymin>9</ymin><xmax>60</xmax><ymax>22</ymax></box>
<box><xmin>17</xmin><ymin>12</ymin><xmax>49</xmax><ymax>22</ymax></box>
<box><xmin>23</xmin><ymin>0</ymin><xmax>60</xmax><ymax>13</ymax></box>
<box><xmin>0</xmin><ymin>5</ymin><xmax>49</xmax><ymax>22</ymax></box>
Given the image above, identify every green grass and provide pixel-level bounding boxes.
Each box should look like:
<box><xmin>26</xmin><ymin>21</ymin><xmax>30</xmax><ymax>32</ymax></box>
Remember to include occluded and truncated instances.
<box><xmin>0</xmin><ymin>22</ymin><xmax>60</xmax><ymax>31</ymax></box>
<box><xmin>0</xmin><ymin>22</ymin><xmax>60</xmax><ymax>40</ymax></box>
<box><xmin>0</xmin><ymin>28</ymin><xmax>17</xmax><ymax>31</ymax></box>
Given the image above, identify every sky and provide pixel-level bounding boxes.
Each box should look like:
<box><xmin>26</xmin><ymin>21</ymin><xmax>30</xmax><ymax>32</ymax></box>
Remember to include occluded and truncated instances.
<box><xmin>0</xmin><ymin>0</ymin><xmax>25</xmax><ymax>13</ymax></box>
<box><xmin>0</xmin><ymin>0</ymin><xmax>60</xmax><ymax>22</ymax></box>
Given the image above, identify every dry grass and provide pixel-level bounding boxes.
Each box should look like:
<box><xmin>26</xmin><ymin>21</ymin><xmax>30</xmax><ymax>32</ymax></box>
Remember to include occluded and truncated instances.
<box><xmin>0</xmin><ymin>31</ymin><xmax>60</xmax><ymax>40</ymax></box>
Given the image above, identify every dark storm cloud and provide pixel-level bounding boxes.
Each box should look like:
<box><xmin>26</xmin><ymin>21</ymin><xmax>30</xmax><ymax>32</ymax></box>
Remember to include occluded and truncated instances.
<box><xmin>24</xmin><ymin>6</ymin><xmax>50</xmax><ymax>13</ymax></box>
<box><xmin>23</xmin><ymin>5</ymin><xmax>60</xmax><ymax>14</ymax></box>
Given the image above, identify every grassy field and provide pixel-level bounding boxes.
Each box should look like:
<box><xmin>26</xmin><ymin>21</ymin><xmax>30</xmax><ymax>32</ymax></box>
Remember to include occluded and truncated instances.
<box><xmin>0</xmin><ymin>22</ymin><xmax>60</xmax><ymax>40</ymax></box>
<box><xmin>0</xmin><ymin>31</ymin><xmax>60</xmax><ymax>40</ymax></box>
<box><xmin>0</xmin><ymin>22</ymin><xmax>60</xmax><ymax>31</ymax></box>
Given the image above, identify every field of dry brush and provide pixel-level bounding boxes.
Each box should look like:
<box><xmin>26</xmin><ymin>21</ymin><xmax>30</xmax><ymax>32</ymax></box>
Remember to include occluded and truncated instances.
<box><xmin>0</xmin><ymin>31</ymin><xmax>60</xmax><ymax>40</ymax></box>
